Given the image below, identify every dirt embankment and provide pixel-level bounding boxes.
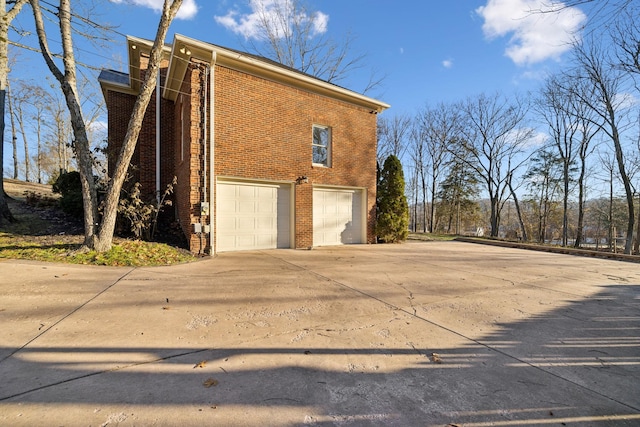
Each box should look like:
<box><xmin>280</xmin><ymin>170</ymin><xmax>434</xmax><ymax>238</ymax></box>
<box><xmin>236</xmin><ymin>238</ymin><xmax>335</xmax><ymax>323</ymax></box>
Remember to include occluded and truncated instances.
<box><xmin>3</xmin><ymin>178</ymin><xmax>58</xmax><ymax>201</ymax></box>
<box><xmin>2</xmin><ymin>178</ymin><xmax>83</xmax><ymax>239</ymax></box>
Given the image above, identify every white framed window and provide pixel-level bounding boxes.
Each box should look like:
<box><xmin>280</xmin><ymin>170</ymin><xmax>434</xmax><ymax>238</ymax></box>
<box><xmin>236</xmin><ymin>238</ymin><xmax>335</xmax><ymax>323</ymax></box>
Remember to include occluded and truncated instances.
<box><xmin>312</xmin><ymin>124</ymin><xmax>331</xmax><ymax>167</ymax></box>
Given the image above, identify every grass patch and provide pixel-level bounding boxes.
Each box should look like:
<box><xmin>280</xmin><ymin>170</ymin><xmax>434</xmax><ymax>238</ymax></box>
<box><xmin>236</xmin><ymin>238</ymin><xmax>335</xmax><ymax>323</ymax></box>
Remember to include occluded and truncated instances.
<box><xmin>0</xmin><ymin>233</ymin><xmax>196</xmax><ymax>266</ymax></box>
<box><xmin>407</xmin><ymin>232</ymin><xmax>457</xmax><ymax>241</ymax></box>
<box><xmin>1</xmin><ymin>185</ymin><xmax>197</xmax><ymax>267</ymax></box>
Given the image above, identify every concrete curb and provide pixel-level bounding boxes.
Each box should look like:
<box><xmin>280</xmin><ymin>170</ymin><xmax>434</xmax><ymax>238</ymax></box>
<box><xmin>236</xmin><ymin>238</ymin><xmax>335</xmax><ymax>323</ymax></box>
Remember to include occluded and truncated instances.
<box><xmin>455</xmin><ymin>236</ymin><xmax>640</xmax><ymax>263</ymax></box>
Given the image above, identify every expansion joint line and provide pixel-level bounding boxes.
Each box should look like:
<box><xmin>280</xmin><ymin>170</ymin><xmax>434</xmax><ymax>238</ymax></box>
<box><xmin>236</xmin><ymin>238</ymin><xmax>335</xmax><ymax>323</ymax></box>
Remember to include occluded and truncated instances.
<box><xmin>0</xmin><ymin>268</ymin><xmax>137</xmax><ymax>365</ymax></box>
<box><xmin>0</xmin><ymin>348</ymin><xmax>211</xmax><ymax>402</ymax></box>
<box><xmin>269</xmin><ymin>252</ymin><xmax>640</xmax><ymax>414</ymax></box>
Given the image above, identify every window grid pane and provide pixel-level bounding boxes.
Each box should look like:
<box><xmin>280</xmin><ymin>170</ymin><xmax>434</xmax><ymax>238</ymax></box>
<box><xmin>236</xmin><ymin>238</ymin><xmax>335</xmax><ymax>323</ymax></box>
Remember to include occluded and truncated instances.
<box><xmin>312</xmin><ymin>125</ymin><xmax>330</xmax><ymax>166</ymax></box>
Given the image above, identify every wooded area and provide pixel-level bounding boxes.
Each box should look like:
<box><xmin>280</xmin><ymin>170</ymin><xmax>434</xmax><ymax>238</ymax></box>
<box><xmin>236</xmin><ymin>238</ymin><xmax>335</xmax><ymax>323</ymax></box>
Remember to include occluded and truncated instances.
<box><xmin>378</xmin><ymin>2</ymin><xmax>640</xmax><ymax>254</ymax></box>
<box><xmin>3</xmin><ymin>0</ymin><xmax>640</xmax><ymax>254</ymax></box>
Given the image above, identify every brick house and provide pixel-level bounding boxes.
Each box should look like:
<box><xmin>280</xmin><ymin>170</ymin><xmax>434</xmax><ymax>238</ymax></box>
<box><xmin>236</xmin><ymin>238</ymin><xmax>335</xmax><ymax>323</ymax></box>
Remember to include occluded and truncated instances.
<box><xmin>99</xmin><ymin>34</ymin><xmax>389</xmax><ymax>254</ymax></box>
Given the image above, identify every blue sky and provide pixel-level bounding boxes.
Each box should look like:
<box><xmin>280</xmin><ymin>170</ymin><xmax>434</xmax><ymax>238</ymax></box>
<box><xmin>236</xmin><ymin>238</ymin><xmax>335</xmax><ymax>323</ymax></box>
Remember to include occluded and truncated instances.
<box><xmin>111</xmin><ymin>0</ymin><xmax>586</xmax><ymax>114</ymax></box>
<box><xmin>12</xmin><ymin>0</ymin><xmax>590</xmax><ymax>113</ymax></box>
<box><xmin>6</xmin><ymin>0</ymin><xmax>595</xmax><ymax>176</ymax></box>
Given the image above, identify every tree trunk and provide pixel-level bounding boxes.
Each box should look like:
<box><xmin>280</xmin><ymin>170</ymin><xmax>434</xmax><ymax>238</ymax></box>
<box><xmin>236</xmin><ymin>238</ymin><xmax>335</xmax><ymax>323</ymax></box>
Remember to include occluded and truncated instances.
<box><xmin>537</xmin><ymin>186</ymin><xmax>544</xmax><ymax>243</ymax></box>
<box><xmin>412</xmin><ymin>172</ymin><xmax>418</xmax><ymax>232</ymax></box>
<box><xmin>17</xmin><ymin>104</ymin><xmax>30</xmax><ymax>182</ymax></box>
<box><xmin>31</xmin><ymin>0</ymin><xmax>99</xmax><ymax>247</ymax></box>
<box><xmin>614</xmin><ymin>146</ymin><xmax>635</xmax><ymax>254</ymax></box>
<box><xmin>634</xmin><ymin>192</ymin><xmax>640</xmax><ymax>255</ymax></box>
<box><xmin>94</xmin><ymin>0</ymin><xmax>184</xmax><ymax>251</ymax></box>
<box><xmin>429</xmin><ymin>173</ymin><xmax>436</xmax><ymax>233</ymax></box>
<box><xmin>562</xmin><ymin>160</ymin><xmax>569</xmax><ymax>246</ymax></box>
<box><xmin>0</xmin><ymin>89</ymin><xmax>15</xmax><ymax>224</ymax></box>
<box><xmin>609</xmin><ymin>168</ymin><xmax>614</xmax><ymax>251</ymax></box>
<box><xmin>7</xmin><ymin>82</ymin><xmax>18</xmax><ymax>179</ymax></box>
<box><xmin>606</xmin><ymin>117</ymin><xmax>634</xmax><ymax>253</ymax></box>
<box><xmin>29</xmin><ymin>0</ymin><xmax>182</xmax><ymax>252</ymax></box>
<box><xmin>36</xmin><ymin>111</ymin><xmax>42</xmax><ymax>183</ymax></box>
<box><xmin>420</xmin><ymin>168</ymin><xmax>427</xmax><ymax>233</ymax></box>
<box><xmin>508</xmin><ymin>176</ymin><xmax>527</xmax><ymax>242</ymax></box>
<box><xmin>490</xmin><ymin>195</ymin><xmax>500</xmax><ymax>237</ymax></box>
<box><xmin>574</xmin><ymin>156</ymin><xmax>586</xmax><ymax>248</ymax></box>
<box><xmin>0</xmin><ymin>0</ymin><xmax>27</xmax><ymax>223</ymax></box>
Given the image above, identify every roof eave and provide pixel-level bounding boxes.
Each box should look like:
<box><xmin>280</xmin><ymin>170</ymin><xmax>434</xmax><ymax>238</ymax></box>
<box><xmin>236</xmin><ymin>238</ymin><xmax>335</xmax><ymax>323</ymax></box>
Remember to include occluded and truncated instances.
<box><xmin>166</xmin><ymin>34</ymin><xmax>390</xmax><ymax>113</ymax></box>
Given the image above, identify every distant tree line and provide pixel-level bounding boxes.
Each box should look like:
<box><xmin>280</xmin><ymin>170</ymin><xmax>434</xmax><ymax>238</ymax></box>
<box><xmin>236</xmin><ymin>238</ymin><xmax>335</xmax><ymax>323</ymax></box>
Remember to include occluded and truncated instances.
<box><xmin>5</xmin><ymin>76</ymin><xmax>106</xmax><ymax>184</ymax></box>
<box><xmin>377</xmin><ymin>2</ymin><xmax>640</xmax><ymax>254</ymax></box>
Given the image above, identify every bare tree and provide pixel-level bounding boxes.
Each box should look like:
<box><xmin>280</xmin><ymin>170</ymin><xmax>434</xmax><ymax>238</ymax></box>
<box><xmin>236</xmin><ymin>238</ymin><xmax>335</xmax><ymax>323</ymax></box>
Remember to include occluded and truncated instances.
<box><xmin>6</xmin><ymin>80</ymin><xmax>19</xmax><ymax>179</ymax></box>
<box><xmin>10</xmin><ymin>81</ymin><xmax>35</xmax><ymax>182</ymax></box>
<box><xmin>539</xmin><ymin>1</ymin><xmax>633</xmax><ymax>26</ymax></box>
<box><xmin>536</xmin><ymin>75</ymin><xmax>581</xmax><ymax>246</ymax></box>
<box><xmin>416</xmin><ymin>102</ymin><xmax>460</xmax><ymax>233</ymax></box>
<box><xmin>377</xmin><ymin>114</ymin><xmax>411</xmax><ymax>166</ymax></box>
<box><xmin>567</xmin><ymin>75</ymin><xmax>599</xmax><ymax>248</ymax></box>
<box><xmin>233</xmin><ymin>0</ymin><xmax>383</xmax><ymax>93</ymax></box>
<box><xmin>29</xmin><ymin>0</ymin><xmax>183</xmax><ymax>252</ymax></box>
<box><xmin>598</xmin><ymin>150</ymin><xmax>621</xmax><ymax>250</ymax></box>
<box><xmin>567</xmin><ymin>37</ymin><xmax>636</xmax><ymax>253</ymax></box>
<box><xmin>29</xmin><ymin>83</ymin><xmax>52</xmax><ymax>183</ymax></box>
<box><xmin>506</xmin><ymin>170</ymin><xmax>528</xmax><ymax>241</ymax></box>
<box><xmin>524</xmin><ymin>148</ymin><xmax>564</xmax><ymax>243</ymax></box>
<box><xmin>408</xmin><ymin>122</ymin><xmax>428</xmax><ymax>232</ymax></box>
<box><xmin>0</xmin><ymin>0</ymin><xmax>27</xmax><ymax>224</ymax></box>
<box><xmin>611</xmin><ymin>5</ymin><xmax>640</xmax><ymax>79</ymax></box>
<box><xmin>457</xmin><ymin>92</ymin><xmax>534</xmax><ymax>237</ymax></box>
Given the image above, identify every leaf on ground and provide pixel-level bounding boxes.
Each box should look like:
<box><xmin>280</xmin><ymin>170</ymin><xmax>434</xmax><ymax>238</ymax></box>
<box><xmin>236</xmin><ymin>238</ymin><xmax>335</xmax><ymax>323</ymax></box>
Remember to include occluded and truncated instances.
<box><xmin>203</xmin><ymin>378</ymin><xmax>218</xmax><ymax>388</ymax></box>
<box><xmin>194</xmin><ymin>360</ymin><xmax>207</xmax><ymax>369</ymax></box>
<box><xmin>430</xmin><ymin>352</ymin><xmax>442</xmax><ymax>364</ymax></box>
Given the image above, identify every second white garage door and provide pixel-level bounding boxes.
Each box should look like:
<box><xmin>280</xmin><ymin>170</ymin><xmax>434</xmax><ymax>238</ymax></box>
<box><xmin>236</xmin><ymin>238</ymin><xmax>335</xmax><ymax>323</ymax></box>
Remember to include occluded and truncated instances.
<box><xmin>313</xmin><ymin>187</ymin><xmax>364</xmax><ymax>246</ymax></box>
<box><xmin>217</xmin><ymin>181</ymin><xmax>291</xmax><ymax>252</ymax></box>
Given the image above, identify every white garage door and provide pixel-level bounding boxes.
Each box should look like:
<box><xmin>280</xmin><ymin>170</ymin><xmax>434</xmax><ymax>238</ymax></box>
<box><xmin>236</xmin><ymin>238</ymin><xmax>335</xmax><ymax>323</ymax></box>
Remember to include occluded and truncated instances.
<box><xmin>217</xmin><ymin>181</ymin><xmax>291</xmax><ymax>252</ymax></box>
<box><xmin>313</xmin><ymin>188</ymin><xmax>364</xmax><ymax>246</ymax></box>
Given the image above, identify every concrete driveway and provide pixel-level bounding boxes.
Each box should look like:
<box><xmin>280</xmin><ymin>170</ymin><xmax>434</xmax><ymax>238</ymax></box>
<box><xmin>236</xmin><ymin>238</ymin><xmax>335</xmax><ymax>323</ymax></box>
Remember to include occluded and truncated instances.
<box><xmin>1</xmin><ymin>241</ymin><xmax>639</xmax><ymax>426</ymax></box>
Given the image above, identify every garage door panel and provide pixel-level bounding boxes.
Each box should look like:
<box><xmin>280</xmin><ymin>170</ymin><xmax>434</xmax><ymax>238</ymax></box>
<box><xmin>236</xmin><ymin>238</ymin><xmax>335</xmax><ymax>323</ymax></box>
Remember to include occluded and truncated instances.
<box><xmin>313</xmin><ymin>188</ymin><xmax>364</xmax><ymax>247</ymax></box>
<box><xmin>217</xmin><ymin>181</ymin><xmax>291</xmax><ymax>252</ymax></box>
<box><xmin>237</xmin><ymin>185</ymin><xmax>254</xmax><ymax>198</ymax></box>
<box><xmin>257</xmin><ymin>217</ymin><xmax>275</xmax><ymax>229</ymax></box>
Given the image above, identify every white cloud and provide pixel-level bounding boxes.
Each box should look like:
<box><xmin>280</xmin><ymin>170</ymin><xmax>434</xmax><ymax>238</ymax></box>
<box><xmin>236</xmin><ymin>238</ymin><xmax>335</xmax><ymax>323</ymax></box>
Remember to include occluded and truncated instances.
<box><xmin>442</xmin><ymin>59</ymin><xmax>453</xmax><ymax>69</ymax></box>
<box><xmin>476</xmin><ymin>0</ymin><xmax>586</xmax><ymax>65</ymax></box>
<box><xmin>214</xmin><ymin>0</ymin><xmax>329</xmax><ymax>40</ymax></box>
<box><xmin>110</xmin><ymin>0</ymin><xmax>198</xmax><ymax>20</ymax></box>
<box><xmin>518</xmin><ymin>69</ymin><xmax>549</xmax><ymax>81</ymax></box>
<box><xmin>505</xmin><ymin>127</ymin><xmax>547</xmax><ymax>149</ymax></box>
<box><xmin>527</xmin><ymin>129</ymin><xmax>549</xmax><ymax>148</ymax></box>
<box><xmin>312</xmin><ymin>11</ymin><xmax>329</xmax><ymax>34</ymax></box>
<box><xmin>613</xmin><ymin>92</ymin><xmax>639</xmax><ymax>111</ymax></box>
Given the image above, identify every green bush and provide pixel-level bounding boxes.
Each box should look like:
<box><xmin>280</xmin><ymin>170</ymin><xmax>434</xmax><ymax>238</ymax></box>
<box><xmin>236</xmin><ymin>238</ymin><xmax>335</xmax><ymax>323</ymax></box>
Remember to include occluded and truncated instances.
<box><xmin>53</xmin><ymin>171</ymin><xmax>84</xmax><ymax>218</ymax></box>
<box><xmin>376</xmin><ymin>155</ymin><xmax>409</xmax><ymax>243</ymax></box>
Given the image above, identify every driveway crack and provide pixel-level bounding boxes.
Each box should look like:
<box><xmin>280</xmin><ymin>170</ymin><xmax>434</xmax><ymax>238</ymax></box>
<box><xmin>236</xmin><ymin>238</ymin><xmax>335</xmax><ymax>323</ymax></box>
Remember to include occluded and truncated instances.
<box><xmin>0</xmin><ymin>267</ymin><xmax>136</xmax><ymax>365</ymax></box>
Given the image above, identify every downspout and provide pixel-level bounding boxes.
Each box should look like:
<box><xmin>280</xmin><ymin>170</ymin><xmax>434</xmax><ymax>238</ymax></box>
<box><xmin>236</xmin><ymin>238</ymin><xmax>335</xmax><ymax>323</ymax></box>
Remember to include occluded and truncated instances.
<box><xmin>209</xmin><ymin>52</ymin><xmax>216</xmax><ymax>255</ymax></box>
<box><xmin>155</xmin><ymin>67</ymin><xmax>161</xmax><ymax>202</ymax></box>
<box><xmin>200</xmin><ymin>64</ymin><xmax>208</xmax><ymax>255</ymax></box>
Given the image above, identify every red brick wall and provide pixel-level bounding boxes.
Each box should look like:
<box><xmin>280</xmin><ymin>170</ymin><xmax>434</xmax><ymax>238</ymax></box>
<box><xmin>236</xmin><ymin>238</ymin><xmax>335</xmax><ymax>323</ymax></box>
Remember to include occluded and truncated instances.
<box><xmin>213</xmin><ymin>65</ymin><xmax>378</xmax><ymax>248</ymax></box>
<box><xmin>173</xmin><ymin>63</ymin><xmax>211</xmax><ymax>254</ymax></box>
<box><xmin>106</xmin><ymin>91</ymin><xmax>137</xmax><ymax>181</ymax></box>
<box><xmin>106</xmin><ymin>56</ymin><xmax>379</xmax><ymax>253</ymax></box>
<box><xmin>104</xmin><ymin>64</ymin><xmax>175</xmax><ymax>232</ymax></box>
